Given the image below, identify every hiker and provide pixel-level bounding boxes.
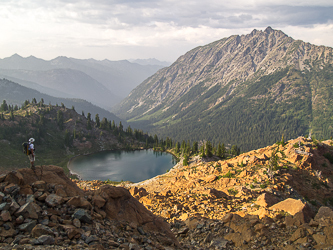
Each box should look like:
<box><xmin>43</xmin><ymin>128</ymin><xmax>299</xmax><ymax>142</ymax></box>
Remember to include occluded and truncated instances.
<box><xmin>27</xmin><ymin>138</ymin><xmax>35</xmax><ymax>170</ymax></box>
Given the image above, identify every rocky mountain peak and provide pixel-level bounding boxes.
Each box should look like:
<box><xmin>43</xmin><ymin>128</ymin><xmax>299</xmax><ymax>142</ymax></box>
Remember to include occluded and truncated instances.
<box><xmin>113</xmin><ymin>27</ymin><xmax>333</xmax><ymax>150</ymax></box>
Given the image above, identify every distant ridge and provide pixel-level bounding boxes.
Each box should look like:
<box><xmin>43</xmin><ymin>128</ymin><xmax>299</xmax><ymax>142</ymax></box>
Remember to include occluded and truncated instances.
<box><xmin>113</xmin><ymin>27</ymin><xmax>333</xmax><ymax>151</ymax></box>
<box><xmin>0</xmin><ymin>55</ymin><xmax>165</xmax><ymax>109</ymax></box>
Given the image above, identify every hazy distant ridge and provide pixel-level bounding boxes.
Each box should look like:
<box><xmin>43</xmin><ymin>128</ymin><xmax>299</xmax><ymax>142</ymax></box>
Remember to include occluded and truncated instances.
<box><xmin>0</xmin><ymin>54</ymin><xmax>166</xmax><ymax>109</ymax></box>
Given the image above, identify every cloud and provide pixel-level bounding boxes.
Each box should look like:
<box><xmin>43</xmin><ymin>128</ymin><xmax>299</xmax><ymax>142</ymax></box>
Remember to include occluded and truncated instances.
<box><xmin>0</xmin><ymin>0</ymin><xmax>332</xmax><ymax>61</ymax></box>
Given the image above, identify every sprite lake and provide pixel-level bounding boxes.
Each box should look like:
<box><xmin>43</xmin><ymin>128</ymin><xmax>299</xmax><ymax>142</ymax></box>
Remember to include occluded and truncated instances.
<box><xmin>68</xmin><ymin>149</ymin><xmax>177</xmax><ymax>183</ymax></box>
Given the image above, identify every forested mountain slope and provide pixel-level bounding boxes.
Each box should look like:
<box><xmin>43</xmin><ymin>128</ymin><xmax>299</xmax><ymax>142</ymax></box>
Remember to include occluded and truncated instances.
<box><xmin>113</xmin><ymin>27</ymin><xmax>333</xmax><ymax>151</ymax></box>
<box><xmin>0</xmin><ymin>78</ymin><xmax>124</xmax><ymax>125</ymax></box>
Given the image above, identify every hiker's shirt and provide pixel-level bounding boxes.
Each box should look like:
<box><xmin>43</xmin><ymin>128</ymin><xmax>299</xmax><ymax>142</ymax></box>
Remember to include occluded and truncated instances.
<box><xmin>29</xmin><ymin>143</ymin><xmax>34</xmax><ymax>154</ymax></box>
<box><xmin>28</xmin><ymin>143</ymin><xmax>35</xmax><ymax>162</ymax></box>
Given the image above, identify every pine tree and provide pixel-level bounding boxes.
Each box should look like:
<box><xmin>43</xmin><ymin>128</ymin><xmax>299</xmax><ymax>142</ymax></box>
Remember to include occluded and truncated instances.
<box><xmin>221</xmin><ymin>143</ymin><xmax>226</xmax><ymax>158</ymax></box>
<box><xmin>118</xmin><ymin>121</ymin><xmax>123</xmax><ymax>132</ymax></box>
<box><xmin>95</xmin><ymin>114</ymin><xmax>100</xmax><ymax>127</ymax></box>
<box><xmin>64</xmin><ymin>129</ymin><xmax>71</xmax><ymax>146</ymax></box>
<box><xmin>200</xmin><ymin>145</ymin><xmax>206</xmax><ymax>157</ymax></box>
<box><xmin>217</xmin><ymin>143</ymin><xmax>222</xmax><ymax>158</ymax></box>
<box><xmin>183</xmin><ymin>154</ymin><xmax>189</xmax><ymax>166</ymax></box>
<box><xmin>57</xmin><ymin>110</ymin><xmax>64</xmax><ymax>130</ymax></box>
<box><xmin>205</xmin><ymin>141</ymin><xmax>213</xmax><ymax>157</ymax></box>
<box><xmin>192</xmin><ymin>141</ymin><xmax>198</xmax><ymax>154</ymax></box>
<box><xmin>1</xmin><ymin>100</ymin><xmax>8</xmax><ymax>112</ymax></box>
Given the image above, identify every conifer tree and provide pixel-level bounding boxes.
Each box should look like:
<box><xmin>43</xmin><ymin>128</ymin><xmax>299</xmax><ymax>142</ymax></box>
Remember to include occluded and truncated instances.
<box><xmin>1</xmin><ymin>100</ymin><xmax>8</xmax><ymax>112</ymax></box>
<box><xmin>118</xmin><ymin>121</ymin><xmax>123</xmax><ymax>132</ymax></box>
<box><xmin>205</xmin><ymin>141</ymin><xmax>213</xmax><ymax>157</ymax></box>
<box><xmin>183</xmin><ymin>154</ymin><xmax>189</xmax><ymax>166</ymax></box>
<box><xmin>217</xmin><ymin>143</ymin><xmax>222</xmax><ymax>158</ymax></box>
<box><xmin>9</xmin><ymin>110</ymin><xmax>14</xmax><ymax>120</ymax></box>
<box><xmin>192</xmin><ymin>141</ymin><xmax>198</xmax><ymax>154</ymax></box>
<box><xmin>221</xmin><ymin>143</ymin><xmax>226</xmax><ymax>158</ymax></box>
<box><xmin>57</xmin><ymin>110</ymin><xmax>64</xmax><ymax>130</ymax></box>
<box><xmin>64</xmin><ymin>129</ymin><xmax>71</xmax><ymax>146</ymax></box>
<box><xmin>200</xmin><ymin>145</ymin><xmax>206</xmax><ymax>157</ymax></box>
<box><xmin>175</xmin><ymin>142</ymin><xmax>180</xmax><ymax>154</ymax></box>
<box><xmin>95</xmin><ymin>114</ymin><xmax>100</xmax><ymax>127</ymax></box>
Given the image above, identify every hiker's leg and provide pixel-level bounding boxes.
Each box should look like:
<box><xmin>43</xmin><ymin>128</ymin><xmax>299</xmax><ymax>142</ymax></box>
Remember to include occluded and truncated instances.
<box><xmin>29</xmin><ymin>155</ymin><xmax>35</xmax><ymax>170</ymax></box>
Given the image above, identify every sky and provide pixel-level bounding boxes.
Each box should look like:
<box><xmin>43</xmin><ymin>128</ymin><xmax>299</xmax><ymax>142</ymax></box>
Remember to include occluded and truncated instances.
<box><xmin>1</xmin><ymin>0</ymin><xmax>333</xmax><ymax>63</ymax></box>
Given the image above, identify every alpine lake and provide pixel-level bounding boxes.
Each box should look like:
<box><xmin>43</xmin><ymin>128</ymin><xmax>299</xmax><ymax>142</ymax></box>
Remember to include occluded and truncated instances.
<box><xmin>68</xmin><ymin>149</ymin><xmax>177</xmax><ymax>183</ymax></box>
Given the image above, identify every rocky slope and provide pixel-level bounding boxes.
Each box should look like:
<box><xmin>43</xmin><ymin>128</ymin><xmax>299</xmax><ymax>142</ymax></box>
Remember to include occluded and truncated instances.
<box><xmin>75</xmin><ymin>137</ymin><xmax>333</xmax><ymax>249</ymax></box>
<box><xmin>1</xmin><ymin>137</ymin><xmax>333</xmax><ymax>249</ymax></box>
<box><xmin>113</xmin><ymin>27</ymin><xmax>333</xmax><ymax>151</ymax></box>
<box><xmin>0</xmin><ymin>165</ymin><xmax>178</xmax><ymax>249</ymax></box>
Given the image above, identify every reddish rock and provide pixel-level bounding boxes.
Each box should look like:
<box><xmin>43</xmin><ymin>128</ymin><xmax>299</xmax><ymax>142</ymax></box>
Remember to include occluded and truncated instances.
<box><xmin>1</xmin><ymin>210</ymin><xmax>12</xmax><ymax>221</ymax></box>
<box><xmin>204</xmin><ymin>175</ymin><xmax>217</xmax><ymax>183</ymax></box>
<box><xmin>96</xmin><ymin>185</ymin><xmax>179</xmax><ymax>247</ymax></box>
<box><xmin>209</xmin><ymin>188</ymin><xmax>229</xmax><ymax>199</ymax></box>
<box><xmin>67</xmin><ymin>196</ymin><xmax>92</xmax><ymax>209</ymax></box>
<box><xmin>31</xmin><ymin>224</ymin><xmax>55</xmax><ymax>238</ymax></box>
<box><xmin>270</xmin><ymin>198</ymin><xmax>314</xmax><ymax>221</ymax></box>
<box><xmin>4</xmin><ymin>171</ymin><xmax>24</xmax><ymax>185</ymax></box>
<box><xmin>17</xmin><ymin>165</ymin><xmax>84</xmax><ymax>197</ymax></box>
<box><xmin>32</xmin><ymin>180</ymin><xmax>46</xmax><ymax>190</ymax></box>
<box><xmin>255</xmin><ymin>193</ymin><xmax>280</xmax><ymax>207</ymax></box>
<box><xmin>92</xmin><ymin>195</ymin><xmax>106</xmax><ymax>208</ymax></box>
<box><xmin>61</xmin><ymin>225</ymin><xmax>83</xmax><ymax>239</ymax></box>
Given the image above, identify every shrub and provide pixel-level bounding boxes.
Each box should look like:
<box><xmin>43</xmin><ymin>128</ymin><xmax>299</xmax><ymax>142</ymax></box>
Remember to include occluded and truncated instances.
<box><xmin>223</xmin><ymin>171</ymin><xmax>234</xmax><ymax>178</ymax></box>
<box><xmin>228</xmin><ymin>188</ymin><xmax>238</xmax><ymax>196</ymax></box>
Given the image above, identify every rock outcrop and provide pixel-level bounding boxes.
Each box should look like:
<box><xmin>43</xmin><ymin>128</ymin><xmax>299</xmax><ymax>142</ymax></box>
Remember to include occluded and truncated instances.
<box><xmin>0</xmin><ymin>166</ymin><xmax>178</xmax><ymax>249</ymax></box>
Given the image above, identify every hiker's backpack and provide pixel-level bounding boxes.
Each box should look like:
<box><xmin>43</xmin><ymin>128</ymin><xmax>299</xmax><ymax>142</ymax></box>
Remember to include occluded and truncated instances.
<box><xmin>22</xmin><ymin>142</ymin><xmax>30</xmax><ymax>155</ymax></box>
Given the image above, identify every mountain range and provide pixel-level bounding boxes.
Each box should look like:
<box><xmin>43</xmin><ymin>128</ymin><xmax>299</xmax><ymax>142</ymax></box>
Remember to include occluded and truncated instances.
<box><xmin>113</xmin><ymin>27</ymin><xmax>333</xmax><ymax>151</ymax></box>
<box><xmin>0</xmin><ymin>54</ymin><xmax>166</xmax><ymax>109</ymax></box>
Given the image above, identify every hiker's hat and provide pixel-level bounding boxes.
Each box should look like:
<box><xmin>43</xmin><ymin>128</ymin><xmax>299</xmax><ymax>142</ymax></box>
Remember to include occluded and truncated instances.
<box><xmin>29</xmin><ymin>138</ymin><xmax>35</xmax><ymax>143</ymax></box>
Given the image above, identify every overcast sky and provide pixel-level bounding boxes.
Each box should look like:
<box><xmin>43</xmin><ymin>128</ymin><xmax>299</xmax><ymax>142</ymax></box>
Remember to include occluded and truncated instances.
<box><xmin>1</xmin><ymin>0</ymin><xmax>332</xmax><ymax>62</ymax></box>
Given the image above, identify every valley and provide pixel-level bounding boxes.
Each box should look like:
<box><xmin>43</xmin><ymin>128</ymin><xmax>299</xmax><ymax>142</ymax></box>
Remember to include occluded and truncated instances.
<box><xmin>0</xmin><ymin>27</ymin><xmax>332</xmax><ymax>250</ymax></box>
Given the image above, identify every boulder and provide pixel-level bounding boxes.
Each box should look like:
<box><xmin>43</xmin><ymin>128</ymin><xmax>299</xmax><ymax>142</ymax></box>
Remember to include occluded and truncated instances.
<box><xmin>4</xmin><ymin>183</ymin><xmax>20</xmax><ymax>195</ymax></box>
<box><xmin>0</xmin><ymin>210</ymin><xmax>12</xmax><ymax>221</ymax></box>
<box><xmin>314</xmin><ymin>206</ymin><xmax>333</xmax><ymax>222</ymax></box>
<box><xmin>4</xmin><ymin>171</ymin><xmax>24</xmax><ymax>185</ymax></box>
<box><xmin>96</xmin><ymin>185</ymin><xmax>179</xmax><ymax>247</ymax></box>
<box><xmin>92</xmin><ymin>195</ymin><xmax>106</xmax><ymax>208</ymax></box>
<box><xmin>31</xmin><ymin>224</ymin><xmax>55</xmax><ymax>238</ymax></box>
<box><xmin>18</xmin><ymin>221</ymin><xmax>37</xmax><ymax>232</ymax></box>
<box><xmin>17</xmin><ymin>165</ymin><xmax>84</xmax><ymax>197</ymax></box>
<box><xmin>72</xmin><ymin>208</ymin><xmax>92</xmax><ymax>224</ymax></box>
<box><xmin>35</xmin><ymin>235</ymin><xmax>55</xmax><ymax>245</ymax></box>
<box><xmin>270</xmin><ymin>198</ymin><xmax>314</xmax><ymax>221</ymax></box>
<box><xmin>255</xmin><ymin>193</ymin><xmax>280</xmax><ymax>207</ymax></box>
<box><xmin>209</xmin><ymin>188</ymin><xmax>229</xmax><ymax>199</ymax></box>
<box><xmin>32</xmin><ymin>180</ymin><xmax>46</xmax><ymax>190</ymax></box>
<box><xmin>67</xmin><ymin>196</ymin><xmax>92</xmax><ymax>209</ymax></box>
<box><xmin>60</xmin><ymin>224</ymin><xmax>83</xmax><ymax>239</ymax></box>
<box><xmin>45</xmin><ymin>194</ymin><xmax>63</xmax><ymax>207</ymax></box>
<box><xmin>15</xmin><ymin>202</ymin><xmax>38</xmax><ymax>219</ymax></box>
